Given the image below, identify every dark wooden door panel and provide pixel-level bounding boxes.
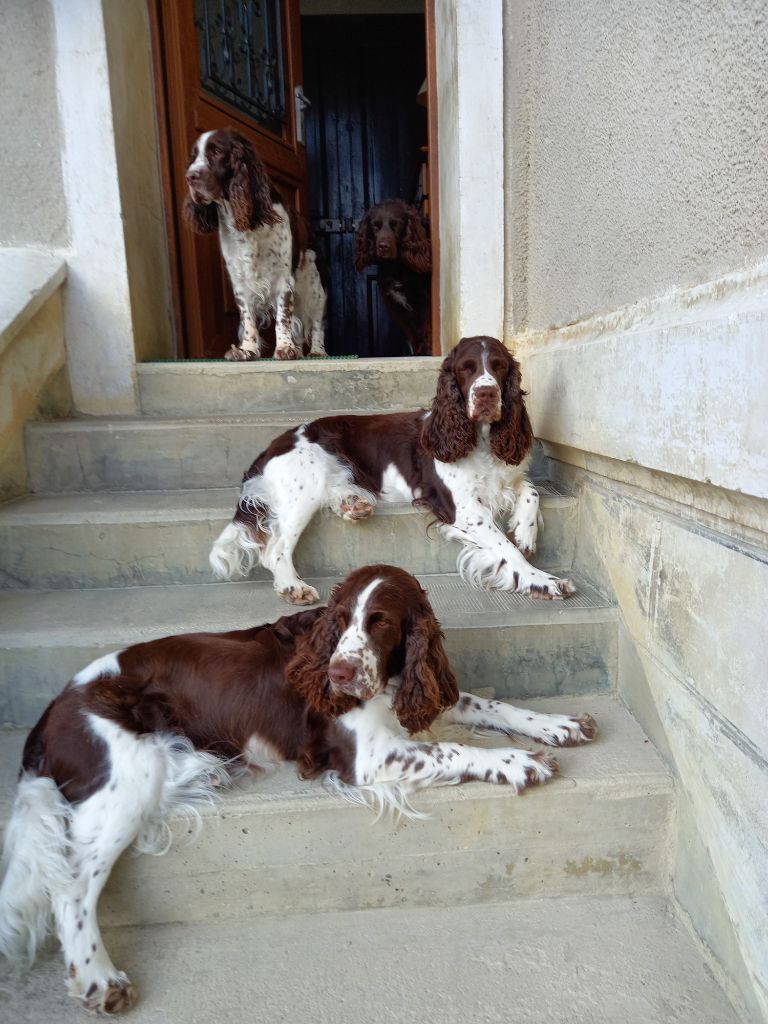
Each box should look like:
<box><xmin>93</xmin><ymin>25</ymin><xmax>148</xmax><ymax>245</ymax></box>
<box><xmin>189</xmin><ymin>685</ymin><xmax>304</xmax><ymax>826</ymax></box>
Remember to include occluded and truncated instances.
<box><xmin>302</xmin><ymin>15</ymin><xmax>427</xmax><ymax>357</ymax></box>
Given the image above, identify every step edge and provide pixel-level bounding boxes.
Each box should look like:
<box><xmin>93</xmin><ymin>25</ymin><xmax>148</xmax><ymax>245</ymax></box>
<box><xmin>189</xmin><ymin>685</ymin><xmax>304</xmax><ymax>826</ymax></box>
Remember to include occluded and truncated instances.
<box><xmin>0</xmin><ymin>489</ymin><xmax>576</xmax><ymax>522</ymax></box>
<box><xmin>137</xmin><ymin>357</ymin><xmax>441</xmax><ymax>375</ymax></box>
<box><xmin>0</xmin><ymin>768</ymin><xmax>673</xmax><ymax>829</ymax></box>
<box><xmin>0</xmin><ymin>604</ymin><xmax>618</xmax><ymax>649</ymax></box>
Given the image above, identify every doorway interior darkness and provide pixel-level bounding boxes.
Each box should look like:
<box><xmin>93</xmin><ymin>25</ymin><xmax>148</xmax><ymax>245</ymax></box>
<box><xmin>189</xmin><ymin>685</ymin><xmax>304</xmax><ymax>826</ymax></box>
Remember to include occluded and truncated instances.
<box><xmin>302</xmin><ymin>13</ymin><xmax>429</xmax><ymax>357</ymax></box>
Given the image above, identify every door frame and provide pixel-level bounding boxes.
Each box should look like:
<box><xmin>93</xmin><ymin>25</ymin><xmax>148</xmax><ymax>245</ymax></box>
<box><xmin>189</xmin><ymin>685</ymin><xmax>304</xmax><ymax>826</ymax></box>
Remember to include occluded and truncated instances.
<box><xmin>425</xmin><ymin>0</ymin><xmax>440</xmax><ymax>356</ymax></box>
<box><xmin>431</xmin><ymin>0</ymin><xmax>504</xmax><ymax>350</ymax></box>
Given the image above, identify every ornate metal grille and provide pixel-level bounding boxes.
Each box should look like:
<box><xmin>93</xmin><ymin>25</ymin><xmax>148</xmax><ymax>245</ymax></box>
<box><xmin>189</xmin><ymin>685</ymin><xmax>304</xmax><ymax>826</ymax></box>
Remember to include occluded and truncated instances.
<box><xmin>195</xmin><ymin>0</ymin><xmax>287</xmax><ymax>134</ymax></box>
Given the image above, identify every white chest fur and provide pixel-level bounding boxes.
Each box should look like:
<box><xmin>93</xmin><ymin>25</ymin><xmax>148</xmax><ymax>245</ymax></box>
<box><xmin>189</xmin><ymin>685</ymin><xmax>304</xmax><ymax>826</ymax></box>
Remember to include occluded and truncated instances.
<box><xmin>435</xmin><ymin>427</ymin><xmax>528</xmax><ymax>515</ymax></box>
<box><xmin>218</xmin><ymin>202</ymin><xmax>293</xmax><ymax>302</ymax></box>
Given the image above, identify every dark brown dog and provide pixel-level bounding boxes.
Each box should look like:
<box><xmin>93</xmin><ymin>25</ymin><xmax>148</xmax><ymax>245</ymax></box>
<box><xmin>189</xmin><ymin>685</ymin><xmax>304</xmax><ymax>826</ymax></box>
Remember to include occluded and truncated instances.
<box><xmin>354</xmin><ymin>199</ymin><xmax>432</xmax><ymax>355</ymax></box>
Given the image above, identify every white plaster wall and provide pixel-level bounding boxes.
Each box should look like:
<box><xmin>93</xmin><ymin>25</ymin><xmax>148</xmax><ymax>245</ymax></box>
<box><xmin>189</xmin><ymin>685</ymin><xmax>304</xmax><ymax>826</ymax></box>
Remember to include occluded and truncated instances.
<box><xmin>52</xmin><ymin>0</ymin><xmax>139</xmax><ymax>414</ymax></box>
<box><xmin>436</xmin><ymin>0</ymin><xmax>504</xmax><ymax>347</ymax></box>
<box><xmin>0</xmin><ymin>0</ymin><xmax>68</xmax><ymax>248</ymax></box>
<box><xmin>505</xmin><ymin>0</ymin><xmax>768</xmax><ymax>332</ymax></box>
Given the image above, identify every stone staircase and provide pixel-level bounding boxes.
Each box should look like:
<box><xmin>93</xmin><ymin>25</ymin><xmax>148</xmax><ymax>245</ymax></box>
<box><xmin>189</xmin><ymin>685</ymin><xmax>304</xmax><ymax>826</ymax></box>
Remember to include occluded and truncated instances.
<box><xmin>0</xmin><ymin>360</ymin><xmax>742</xmax><ymax>1022</ymax></box>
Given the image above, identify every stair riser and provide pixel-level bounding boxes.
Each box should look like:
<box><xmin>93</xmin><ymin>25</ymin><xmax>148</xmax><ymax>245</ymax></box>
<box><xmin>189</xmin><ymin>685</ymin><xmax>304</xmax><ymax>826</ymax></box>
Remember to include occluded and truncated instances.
<box><xmin>101</xmin><ymin>786</ymin><xmax>671</xmax><ymax>926</ymax></box>
<box><xmin>0</xmin><ymin>618</ymin><xmax>615</xmax><ymax>727</ymax></box>
<box><xmin>138</xmin><ymin>361</ymin><xmax>441</xmax><ymax>417</ymax></box>
<box><xmin>25</xmin><ymin>421</ymin><xmax>286</xmax><ymax>493</ymax></box>
<box><xmin>0</xmin><ymin>503</ymin><xmax>576</xmax><ymax>590</ymax></box>
<box><xmin>26</xmin><ymin>424</ymin><xmax>553</xmax><ymax>494</ymax></box>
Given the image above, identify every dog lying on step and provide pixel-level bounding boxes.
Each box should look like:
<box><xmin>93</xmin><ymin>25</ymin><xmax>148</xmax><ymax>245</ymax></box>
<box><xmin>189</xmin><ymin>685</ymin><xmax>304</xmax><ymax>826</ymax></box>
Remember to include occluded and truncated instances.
<box><xmin>0</xmin><ymin>564</ymin><xmax>596</xmax><ymax>1015</ymax></box>
<box><xmin>211</xmin><ymin>335</ymin><xmax>574</xmax><ymax>604</ymax></box>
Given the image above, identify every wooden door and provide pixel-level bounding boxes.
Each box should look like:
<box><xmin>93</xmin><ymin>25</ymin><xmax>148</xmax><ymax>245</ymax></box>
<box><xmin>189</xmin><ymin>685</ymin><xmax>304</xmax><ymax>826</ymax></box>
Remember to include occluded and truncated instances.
<box><xmin>302</xmin><ymin>14</ymin><xmax>428</xmax><ymax>357</ymax></box>
<box><xmin>153</xmin><ymin>0</ymin><xmax>309</xmax><ymax>358</ymax></box>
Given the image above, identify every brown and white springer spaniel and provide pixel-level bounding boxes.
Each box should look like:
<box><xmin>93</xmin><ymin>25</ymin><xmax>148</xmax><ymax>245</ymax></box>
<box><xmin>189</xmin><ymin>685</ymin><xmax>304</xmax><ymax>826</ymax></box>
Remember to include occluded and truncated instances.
<box><xmin>0</xmin><ymin>564</ymin><xmax>596</xmax><ymax>1016</ymax></box>
<box><xmin>355</xmin><ymin>199</ymin><xmax>432</xmax><ymax>355</ymax></box>
<box><xmin>184</xmin><ymin>128</ymin><xmax>327</xmax><ymax>360</ymax></box>
<box><xmin>211</xmin><ymin>335</ymin><xmax>574</xmax><ymax>604</ymax></box>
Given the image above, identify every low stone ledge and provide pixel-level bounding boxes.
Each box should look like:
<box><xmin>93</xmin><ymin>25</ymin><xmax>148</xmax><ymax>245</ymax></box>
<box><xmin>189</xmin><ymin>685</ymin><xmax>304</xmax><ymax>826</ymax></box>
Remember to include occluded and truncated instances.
<box><xmin>0</xmin><ymin>247</ymin><xmax>67</xmax><ymax>358</ymax></box>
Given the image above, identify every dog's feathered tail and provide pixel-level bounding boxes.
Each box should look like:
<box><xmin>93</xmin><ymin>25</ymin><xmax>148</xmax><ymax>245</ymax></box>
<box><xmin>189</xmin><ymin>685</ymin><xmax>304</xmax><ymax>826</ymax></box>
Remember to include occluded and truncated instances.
<box><xmin>0</xmin><ymin>774</ymin><xmax>72</xmax><ymax>964</ymax></box>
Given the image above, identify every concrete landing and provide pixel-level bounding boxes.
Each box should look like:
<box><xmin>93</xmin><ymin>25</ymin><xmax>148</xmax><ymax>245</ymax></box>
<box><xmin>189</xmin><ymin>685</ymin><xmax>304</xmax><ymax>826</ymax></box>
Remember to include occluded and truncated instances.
<box><xmin>0</xmin><ymin>894</ymin><xmax>739</xmax><ymax>1023</ymax></box>
<box><xmin>0</xmin><ymin>572</ymin><xmax>616</xmax><ymax>725</ymax></box>
<box><xmin>137</xmin><ymin>356</ymin><xmax>442</xmax><ymax>416</ymax></box>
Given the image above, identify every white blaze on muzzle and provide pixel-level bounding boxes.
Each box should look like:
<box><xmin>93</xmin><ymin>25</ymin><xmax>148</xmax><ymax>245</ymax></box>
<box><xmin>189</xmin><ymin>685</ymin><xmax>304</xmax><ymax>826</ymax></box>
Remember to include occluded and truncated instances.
<box><xmin>329</xmin><ymin>577</ymin><xmax>383</xmax><ymax>696</ymax></box>
<box><xmin>186</xmin><ymin>130</ymin><xmax>214</xmax><ymax>177</ymax></box>
<box><xmin>467</xmin><ymin>344</ymin><xmax>502</xmax><ymax>419</ymax></box>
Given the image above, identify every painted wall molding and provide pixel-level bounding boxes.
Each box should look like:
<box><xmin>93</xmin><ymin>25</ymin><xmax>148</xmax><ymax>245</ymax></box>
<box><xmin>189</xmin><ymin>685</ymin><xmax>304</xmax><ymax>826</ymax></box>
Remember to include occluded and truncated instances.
<box><xmin>517</xmin><ymin>261</ymin><xmax>768</xmax><ymax>500</ymax></box>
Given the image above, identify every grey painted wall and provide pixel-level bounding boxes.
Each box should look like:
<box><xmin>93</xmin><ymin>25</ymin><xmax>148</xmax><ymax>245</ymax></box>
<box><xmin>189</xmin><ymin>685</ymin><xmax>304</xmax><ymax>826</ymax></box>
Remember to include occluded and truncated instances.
<box><xmin>505</xmin><ymin>0</ymin><xmax>768</xmax><ymax>331</ymax></box>
<box><xmin>0</xmin><ymin>0</ymin><xmax>68</xmax><ymax>248</ymax></box>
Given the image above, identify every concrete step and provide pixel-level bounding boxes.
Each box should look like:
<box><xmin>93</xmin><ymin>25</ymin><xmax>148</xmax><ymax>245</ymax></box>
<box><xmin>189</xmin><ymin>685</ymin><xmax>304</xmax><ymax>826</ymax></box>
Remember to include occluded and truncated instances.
<box><xmin>137</xmin><ymin>356</ymin><xmax>442</xmax><ymax>417</ymax></box>
<box><xmin>0</xmin><ymin>484</ymin><xmax>577</xmax><ymax>590</ymax></box>
<box><xmin>0</xmin><ymin>697</ymin><xmax>671</xmax><ymax>927</ymax></box>
<box><xmin>26</xmin><ymin>412</ymin><xmax>337</xmax><ymax>493</ymax></box>
<box><xmin>0</xmin><ymin>892</ymin><xmax>739</xmax><ymax>1024</ymax></box>
<box><xmin>0</xmin><ymin>571</ymin><xmax>615</xmax><ymax>727</ymax></box>
<box><xmin>25</xmin><ymin>414</ymin><xmax>553</xmax><ymax>494</ymax></box>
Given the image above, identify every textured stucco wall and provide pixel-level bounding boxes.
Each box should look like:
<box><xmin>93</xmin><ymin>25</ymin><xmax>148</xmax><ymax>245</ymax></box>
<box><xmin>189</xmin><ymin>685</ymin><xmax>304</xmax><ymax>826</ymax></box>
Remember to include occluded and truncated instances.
<box><xmin>503</xmin><ymin>3</ymin><xmax>768</xmax><ymax>1015</ymax></box>
<box><xmin>1</xmin><ymin>0</ymin><xmax>174</xmax><ymax>412</ymax></box>
<box><xmin>505</xmin><ymin>0</ymin><xmax>768</xmax><ymax>331</ymax></box>
<box><xmin>0</xmin><ymin>0</ymin><xmax>68</xmax><ymax>248</ymax></box>
<box><xmin>517</xmin><ymin>239</ymin><xmax>768</xmax><ymax>1024</ymax></box>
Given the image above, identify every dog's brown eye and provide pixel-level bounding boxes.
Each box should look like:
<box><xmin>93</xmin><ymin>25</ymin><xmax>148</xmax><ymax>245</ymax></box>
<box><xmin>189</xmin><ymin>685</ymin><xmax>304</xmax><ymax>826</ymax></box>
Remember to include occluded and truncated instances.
<box><xmin>459</xmin><ymin>360</ymin><xmax>476</xmax><ymax>373</ymax></box>
<box><xmin>368</xmin><ymin>613</ymin><xmax>390</xmax><ymax>631</ymax></box>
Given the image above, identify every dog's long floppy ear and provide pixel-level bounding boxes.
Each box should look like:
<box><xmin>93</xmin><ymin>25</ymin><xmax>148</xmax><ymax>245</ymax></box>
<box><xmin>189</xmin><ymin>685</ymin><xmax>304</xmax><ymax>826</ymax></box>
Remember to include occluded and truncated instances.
<box><xmin>183</xmin><ymin>195</ymin><xmax>219</xmax><ymax>234</ymax></box>
<box><xmin>393</xmin><ymin>589</ymin><xmax>459</xmax><ymax>734</ymax></box>
<box><xmin>490</xmin><ymin>353</ymin><xmax>534</xmax><ymax>465</ymax></box>
<box><xmin>420</xmin><ymin>346</ymin><xmax>476</xmax><ymax>462</ymax></box>
<box><xmin>228</xmin><ymin>134</ymin><xmax>279</xmax><ymax>232</ymax></box>
<box><xmin>401</xmin><ymin>208</ymin><xmax>432</xmax><ymax>274</ymax></box>
<box><xmin>285</xmin><ymin>599</ymin><xmax>358</xmax><ymax>719</ymax></box>
<box><xmin>354</xmin><ymin>209</ymin><xmax>376</xmax><ymax>271</ymax></box>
